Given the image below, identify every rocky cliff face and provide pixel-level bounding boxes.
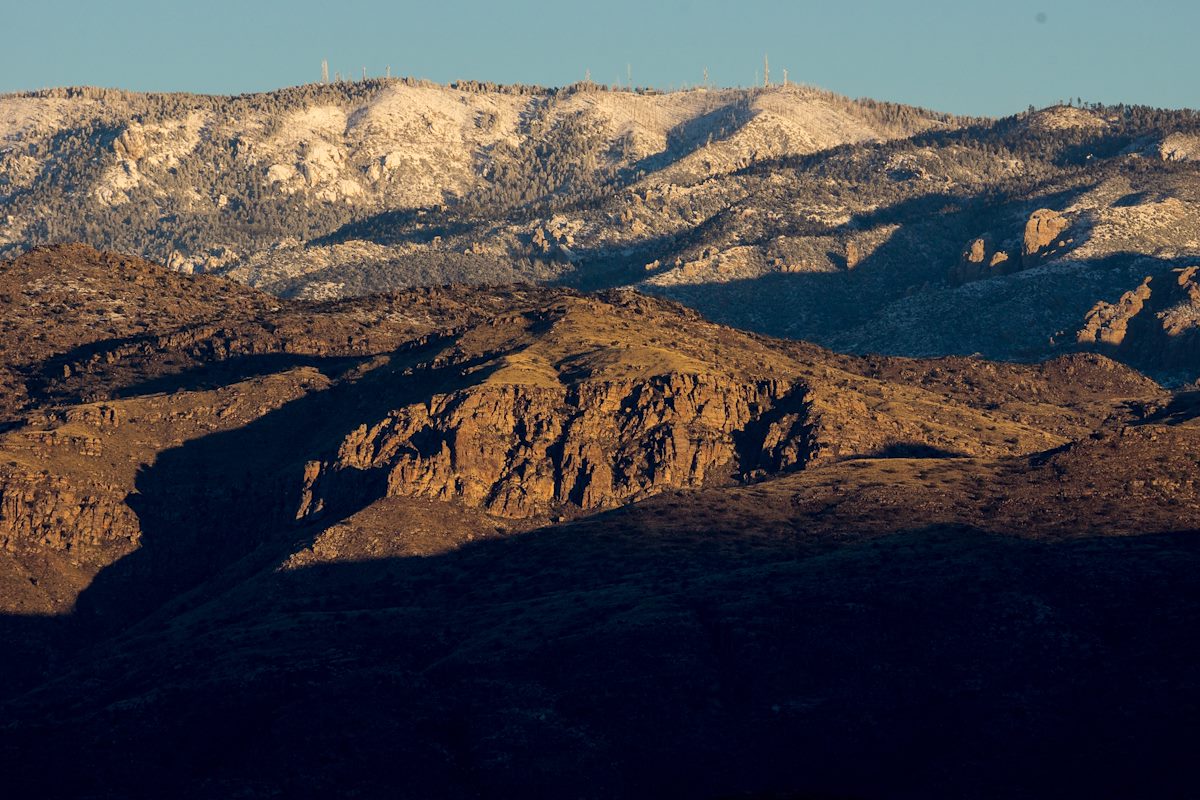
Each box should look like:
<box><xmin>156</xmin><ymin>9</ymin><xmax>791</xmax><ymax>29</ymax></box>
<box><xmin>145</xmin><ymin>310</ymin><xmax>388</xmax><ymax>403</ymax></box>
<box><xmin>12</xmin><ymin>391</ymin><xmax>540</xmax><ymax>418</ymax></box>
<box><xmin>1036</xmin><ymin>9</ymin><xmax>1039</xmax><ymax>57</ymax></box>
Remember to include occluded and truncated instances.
<box><xmin>0</xmin><ymin>470</ymin><xmax>138</xmax><ymax>557</ymax></box>
<box><xmin>320</xmin><ymin>374</ymin><xmax>798</xmax><ymax>518</ymax></box>
<box><xmin>0</xmin><ymin>401</ymin><xmax>141</xmax><ymax>568</ymax></box>
<box><xmin>3</xmin><ymin>246</ymin><xmax>1165</xmax><ymax>617</ymax></box>
<box><xmin>950</xmin><ymin>208</ymin><xmax>1074</xmax><ymax>286</ymax></box>
<box><xmin>1078</xmin><ymin>266</ymin><xmax>1200</xmax><ymax>375</ymax></box>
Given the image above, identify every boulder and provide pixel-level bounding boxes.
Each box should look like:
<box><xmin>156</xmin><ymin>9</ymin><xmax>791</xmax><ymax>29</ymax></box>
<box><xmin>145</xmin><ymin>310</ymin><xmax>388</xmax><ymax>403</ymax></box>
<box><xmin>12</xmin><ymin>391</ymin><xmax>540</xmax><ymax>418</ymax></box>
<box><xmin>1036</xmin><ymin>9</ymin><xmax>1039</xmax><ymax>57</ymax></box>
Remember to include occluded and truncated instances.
<box><xmin>845</xmin><ymin>241</ymin><xmax>861</xmax><ymax>270</ymax></box>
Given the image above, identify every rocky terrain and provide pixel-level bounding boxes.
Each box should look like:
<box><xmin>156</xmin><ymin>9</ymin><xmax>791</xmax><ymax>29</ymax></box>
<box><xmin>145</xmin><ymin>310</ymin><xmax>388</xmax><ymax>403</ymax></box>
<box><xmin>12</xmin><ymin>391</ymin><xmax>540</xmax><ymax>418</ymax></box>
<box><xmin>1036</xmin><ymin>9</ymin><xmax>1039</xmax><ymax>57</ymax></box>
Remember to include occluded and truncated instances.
<box><xmin>0</xmin><ymin>80</ymin><xmax>950</xmax><ymax>271</ymax></box>
<box><xmin>1</xmin><ymin>245</ymin><xmax>1198</xmax><ymax>798</ymax></box>
<box><xmin>4</xmin><ymin>82</ymin><xmax>1200</xmax><ymax>382</ymax></box>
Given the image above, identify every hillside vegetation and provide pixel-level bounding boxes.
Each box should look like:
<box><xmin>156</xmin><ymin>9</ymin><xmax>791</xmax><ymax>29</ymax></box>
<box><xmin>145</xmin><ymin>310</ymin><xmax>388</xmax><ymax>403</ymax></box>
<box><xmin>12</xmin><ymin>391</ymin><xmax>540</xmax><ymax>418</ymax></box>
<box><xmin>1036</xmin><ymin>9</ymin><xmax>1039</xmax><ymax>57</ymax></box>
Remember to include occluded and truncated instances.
<box><xmin>0</xmin><ymin>245</ymin><xmax>1198</xmax><ymax>798</ymax></box>
<box><xmin>3</xmin><ymin>81</ymin><xmax>1200</xmax><ymax>376</ymax></box>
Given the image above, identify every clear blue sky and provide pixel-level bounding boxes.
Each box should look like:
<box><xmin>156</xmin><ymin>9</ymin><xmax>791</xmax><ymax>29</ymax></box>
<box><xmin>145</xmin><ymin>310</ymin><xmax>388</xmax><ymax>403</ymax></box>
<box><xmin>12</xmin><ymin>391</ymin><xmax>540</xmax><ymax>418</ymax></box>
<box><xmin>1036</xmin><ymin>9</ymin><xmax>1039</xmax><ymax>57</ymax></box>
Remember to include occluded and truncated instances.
<box><xmin>2</xmin><ymin>0</ymin><xmax>1197</xmax><ymax>116</ymax></box>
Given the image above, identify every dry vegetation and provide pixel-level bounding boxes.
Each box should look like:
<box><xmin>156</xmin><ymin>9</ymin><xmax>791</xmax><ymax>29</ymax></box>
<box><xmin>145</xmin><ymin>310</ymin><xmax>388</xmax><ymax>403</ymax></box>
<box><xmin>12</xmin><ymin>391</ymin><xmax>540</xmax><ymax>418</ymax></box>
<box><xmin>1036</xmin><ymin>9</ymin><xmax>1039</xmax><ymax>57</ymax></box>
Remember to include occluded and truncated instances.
<box><xmin>0</xmin><ymin>246</ymin><xmax>1196</xmax><ymax>797</ymax></box>
<box><xmin>2</xmin><ymin>73</ymin><xmax>1200</xmax><ymax>797</ymax></box>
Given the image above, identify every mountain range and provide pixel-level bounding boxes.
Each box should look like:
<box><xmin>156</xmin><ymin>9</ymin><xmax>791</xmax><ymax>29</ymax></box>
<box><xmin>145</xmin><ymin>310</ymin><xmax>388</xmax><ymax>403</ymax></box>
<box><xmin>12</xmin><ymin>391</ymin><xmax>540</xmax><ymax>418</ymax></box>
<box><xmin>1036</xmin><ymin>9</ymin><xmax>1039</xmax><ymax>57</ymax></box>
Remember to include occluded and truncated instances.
<box><xmin>2</xmin><ymin>79</ymin><xmax>1200</xmax><ymax>798</ymax></box>
<box><xmin>4</xmin><ymin>80</ymin><xmax>1199</xmax><ymax>380</ymax></box>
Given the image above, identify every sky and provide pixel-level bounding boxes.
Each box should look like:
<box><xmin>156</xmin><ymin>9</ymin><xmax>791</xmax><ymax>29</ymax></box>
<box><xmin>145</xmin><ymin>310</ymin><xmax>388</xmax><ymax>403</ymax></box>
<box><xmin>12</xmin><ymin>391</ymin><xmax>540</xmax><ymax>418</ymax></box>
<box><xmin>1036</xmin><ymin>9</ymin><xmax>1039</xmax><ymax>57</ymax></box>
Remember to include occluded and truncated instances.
<box><xmin>2</xmin><ymin>0</ymin><xmax>1197</xmax><ymax>117</ymax></box>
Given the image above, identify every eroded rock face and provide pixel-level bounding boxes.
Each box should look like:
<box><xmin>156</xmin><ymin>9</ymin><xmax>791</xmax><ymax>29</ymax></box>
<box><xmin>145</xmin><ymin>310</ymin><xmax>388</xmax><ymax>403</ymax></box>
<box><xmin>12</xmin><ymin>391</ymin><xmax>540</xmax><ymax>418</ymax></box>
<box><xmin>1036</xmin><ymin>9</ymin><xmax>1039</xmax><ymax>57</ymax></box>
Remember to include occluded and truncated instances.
<box><xmin>1022</xmin><ymin>209</ymin><xmax>1072</xmax><ymax>264</ymax></box>
<box><xmin>1078</xmin><ymin>267</ymin><xmax>1200</xmax><ymax>372</ymax></box>
<box><xmin>950</xmin><ymin>237</ymin><xmax>1014</xmax><ymax>284</ymax></box>
<box><xmin>312</xmin><ymin>374</ymin><xmax>802</xmax><ymax>518</ymax></box>
<box><xmin>0</xmin><ymin>470</ymin><xmax>138</xmax><ymax>556</ymax></box>
<box><xmin>1078</xmin><ymin>277</ymin><xmax>1154</xmax><ymax>347</ymax></box>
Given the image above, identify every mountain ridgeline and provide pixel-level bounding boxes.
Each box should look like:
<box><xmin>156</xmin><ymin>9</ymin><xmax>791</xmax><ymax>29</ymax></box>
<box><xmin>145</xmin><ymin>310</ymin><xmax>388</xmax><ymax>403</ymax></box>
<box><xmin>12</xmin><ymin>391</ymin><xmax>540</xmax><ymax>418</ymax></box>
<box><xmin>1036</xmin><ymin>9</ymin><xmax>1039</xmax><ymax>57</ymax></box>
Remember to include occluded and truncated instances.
<box><xmin>5</xmin><ymin>79</ymin><xmax>1199</xmax><ymax>380</ymax></box>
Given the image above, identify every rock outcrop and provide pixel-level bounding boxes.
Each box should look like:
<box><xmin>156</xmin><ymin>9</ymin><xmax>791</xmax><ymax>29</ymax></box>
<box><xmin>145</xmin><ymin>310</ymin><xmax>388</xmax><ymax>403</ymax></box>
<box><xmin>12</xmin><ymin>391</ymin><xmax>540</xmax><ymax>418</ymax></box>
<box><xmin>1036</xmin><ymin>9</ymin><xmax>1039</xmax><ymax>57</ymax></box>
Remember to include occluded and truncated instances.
<box><xmin>1078</xmin><ymin>267</ymin><xmax>1200</xmax><ymax>374</ymax></box>
<box><xmin>950</xmin><ymin>209</ymin><xmax>1075</xmax><ymax>286</ymax></box>
<box><xmin>1159</xmin><ymin>266</ymin><xmax>1200</xmax><ymax>336</ymax></box>
<box><xmin>950</xmin><ymin>236</ymin><xmax>1014</xmax><ymax>284</ymax></box>
<box><xmin>315</xmin><ymin>374</ymin><xmax>801</xmax><ymax>518</ymax></box>
<box><xmin>1078</xmin><ymin>277</ymin><xmax>1154</xmax><ymax>347</ymax></box>
<box><xmin>0</xmin><ymin>469</ymin><xmax>138</xmax><ymax>556</ymax></box>
<box><xmin>1022</xmin><ymin>208</ymin><xmax>1072</xmax><ymax>265</ymax></box>
<box><xmin>112</xmin><ymin>126</ymin><xmax>147</xmax><ymax>161</ymax></box>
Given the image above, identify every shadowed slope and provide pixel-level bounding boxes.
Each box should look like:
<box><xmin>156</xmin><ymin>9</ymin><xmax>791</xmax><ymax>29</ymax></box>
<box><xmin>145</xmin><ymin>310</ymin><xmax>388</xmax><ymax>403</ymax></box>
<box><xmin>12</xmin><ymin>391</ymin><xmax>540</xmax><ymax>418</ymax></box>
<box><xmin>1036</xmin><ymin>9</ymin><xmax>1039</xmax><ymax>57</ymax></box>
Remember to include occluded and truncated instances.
<box><xmin>1</xmin><ymin>246</ymin><xmax>1197</xmax><ymax>799</ymax></box>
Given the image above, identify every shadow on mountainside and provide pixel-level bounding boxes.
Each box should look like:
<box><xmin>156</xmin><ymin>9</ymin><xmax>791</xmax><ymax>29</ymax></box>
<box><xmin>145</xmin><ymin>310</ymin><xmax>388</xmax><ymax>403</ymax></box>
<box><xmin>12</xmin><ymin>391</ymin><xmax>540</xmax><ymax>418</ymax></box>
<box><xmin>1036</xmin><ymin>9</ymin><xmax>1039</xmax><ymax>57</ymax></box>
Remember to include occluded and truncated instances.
<box><xmin>0</xmin><ymin>333</ymin><xmax>512</xmax><ymax>682</ymax></box>
<box><xmin>651</xmin><ymin>249</ymin><xmax>1200</xmax><ymax>372</ymax></box>
<box><xmin>1134</xmin><ymin>391</ymin><xmax>1200</xmax><ymax>426</ymax></box>
<box><xmin>109</xmin><ymin>353</ymin><xmax>368</xmax><ymax>399</ymax></box>
<box><xmin>618</xmin><ymin>97</ymin><xmax>759</xmax><ymax>180</ymax></box>
<box><xmin>309</xmin><ymin>208</ymin><xmax>479</xmax><ymax>249</ymax></box>
<box><xmin>67</xmin><ymin>336</ymin><xmax>510</xmax><ymax>636</ymax></box>
<box><xmin>1</xmin><ymin>318</ymin><xmax>1198</xmax><ymax>795</ymax></box>
<box><xmin>32</xmin><ymin>349</ymin><xmax>369</xmax><ymax>407</ymax></box>
<box><xmin>0</xmin><ymin>509</ymin><xmax>1198</xmax><ymax>799</ymax></box>
<box><xmin>625</xmin><ymin>183</ymin><xmax>1104</xmax><ymax>345</ymax></box>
